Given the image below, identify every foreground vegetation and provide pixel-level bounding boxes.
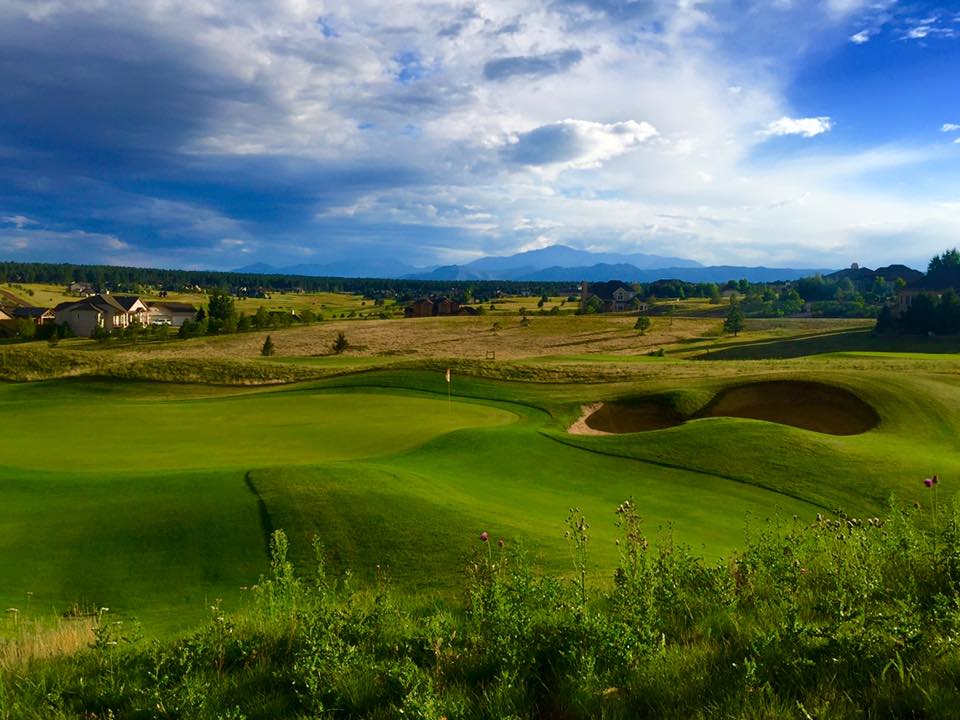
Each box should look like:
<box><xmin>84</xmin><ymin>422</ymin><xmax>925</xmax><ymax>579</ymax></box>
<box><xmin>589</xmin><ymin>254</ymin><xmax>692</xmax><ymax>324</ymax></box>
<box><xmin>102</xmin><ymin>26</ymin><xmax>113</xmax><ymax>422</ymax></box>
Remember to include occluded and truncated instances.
<box><xmin>3</xmin><ymin>497</ymin><xmax>959</xmax><ymax>719</ymax></box>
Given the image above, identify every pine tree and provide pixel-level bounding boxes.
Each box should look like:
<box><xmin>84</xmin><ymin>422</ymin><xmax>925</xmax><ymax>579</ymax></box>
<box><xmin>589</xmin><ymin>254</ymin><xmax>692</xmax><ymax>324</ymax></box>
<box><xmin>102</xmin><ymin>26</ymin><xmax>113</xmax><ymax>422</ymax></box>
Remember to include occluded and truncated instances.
<box><xmin>261</xmin><ymin>335</ymin><xmax>275</xmax><ymax>356</ymax></box>
<box><xmin>724</xmin><ymin>299</ymin><xmax>745</xmax><ymax>336</ymax></box>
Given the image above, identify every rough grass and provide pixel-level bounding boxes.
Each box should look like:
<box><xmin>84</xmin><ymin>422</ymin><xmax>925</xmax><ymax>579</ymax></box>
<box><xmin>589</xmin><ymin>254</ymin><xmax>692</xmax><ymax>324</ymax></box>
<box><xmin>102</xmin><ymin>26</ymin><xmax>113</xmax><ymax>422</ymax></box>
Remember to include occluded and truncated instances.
<box><xmin>4</xmin><ymin>503</ymin><xmax>960</xmax><ymax>719</ymax></box>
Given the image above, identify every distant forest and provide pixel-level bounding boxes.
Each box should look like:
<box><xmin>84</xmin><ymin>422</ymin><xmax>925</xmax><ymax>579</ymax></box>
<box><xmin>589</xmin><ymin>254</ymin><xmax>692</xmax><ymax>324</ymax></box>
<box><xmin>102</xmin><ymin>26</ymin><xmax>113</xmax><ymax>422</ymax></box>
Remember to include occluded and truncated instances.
<box><xmin>0</xmin><ymin>261</ymin><xmax>579</xmax><ymax>301</ymax></box>
<box><xmin>0</xmin><ymin>260</ymin><xmax>778</xmax><ymax>303</ymax></box>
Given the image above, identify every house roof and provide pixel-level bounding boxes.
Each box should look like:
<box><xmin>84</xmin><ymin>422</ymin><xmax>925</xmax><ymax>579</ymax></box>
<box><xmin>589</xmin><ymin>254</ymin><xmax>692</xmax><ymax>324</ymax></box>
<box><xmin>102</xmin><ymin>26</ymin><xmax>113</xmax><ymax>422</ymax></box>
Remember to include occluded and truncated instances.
<box><xmin>112</xmin><ymin>295</ymin><xmax>146</xmax><ymax>311</ymax></box>
<box><xmin>12</xmin><ymin>306</ymin><xmax>53</xmax><ymax>318</ymax></box>
<box><xmin>55</xmin><ymin>294</ymin><xmax>125</xmax><ymax>314</ymax></box>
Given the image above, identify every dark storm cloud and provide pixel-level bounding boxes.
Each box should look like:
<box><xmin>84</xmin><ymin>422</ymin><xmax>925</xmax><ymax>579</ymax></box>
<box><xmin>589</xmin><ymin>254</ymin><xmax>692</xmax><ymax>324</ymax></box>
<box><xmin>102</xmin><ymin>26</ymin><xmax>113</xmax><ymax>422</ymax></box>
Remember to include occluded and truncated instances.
<box><xmin>0</xmin><ymin>11</ymin><xmax>259</xmax><ymax>170</ymax></box>
<box><xmin>482</xmin><ymin>48</ymin><xmax>583</xmax><ymax>81</ymax></box>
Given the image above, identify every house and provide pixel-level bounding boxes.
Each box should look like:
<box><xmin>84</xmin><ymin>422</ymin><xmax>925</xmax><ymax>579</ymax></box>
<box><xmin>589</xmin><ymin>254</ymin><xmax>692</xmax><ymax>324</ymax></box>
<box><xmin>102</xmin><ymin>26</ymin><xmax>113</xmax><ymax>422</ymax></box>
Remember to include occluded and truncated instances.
<box><xmin>405</xmin><ymin>298</ymin><xmax>435</xmax><ymax>318</ymax></box>
<box><xmin>112</xmin><ymin>296</ymin><xmax>151</xmax><ymax>326</ymax></box>
<box><xmin>12</xmin><ymin>306</ymin><xmax>56</xmax><ymax>325</ymax></box>
<box><xmin>580</xmin><ymin>281</ymin><xmax>638</xmax><ymax>313</ymax></box>
<box><xmin>66</xmin><ymin>281</ymin><xmax>94</xmax><ymax>296</ymax></box>
<box><xmin>147</xmin><ymin>302</ymin><xmax>198</xmax><ymax>327</ymax></box>
<box><xmin>404</xmin><ymin>296</ymin><xmax>461</xmax><ymax>318</ymax></box>
<box><xmin>896</xmin><ymin>288</ymin><xmax>946</xmax><ymax>316</ymax></box>
<box><xmin>54</xmin><ymin>294</ymin><xmax>137</xmax><ymax>337</ymax></box>
<box><xmin>434</xmin><ymin>297</ymin><xmax>459</xmax><ymax>316</ymax></box>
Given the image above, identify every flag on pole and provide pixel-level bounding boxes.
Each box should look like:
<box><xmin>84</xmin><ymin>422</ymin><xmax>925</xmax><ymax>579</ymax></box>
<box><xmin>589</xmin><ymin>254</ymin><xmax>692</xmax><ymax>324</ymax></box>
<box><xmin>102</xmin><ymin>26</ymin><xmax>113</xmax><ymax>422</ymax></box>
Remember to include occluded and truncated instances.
<box><xmin>445</xmin><ymin>368</ymin><xmax>451</xmax><ymax>383</ymax></box>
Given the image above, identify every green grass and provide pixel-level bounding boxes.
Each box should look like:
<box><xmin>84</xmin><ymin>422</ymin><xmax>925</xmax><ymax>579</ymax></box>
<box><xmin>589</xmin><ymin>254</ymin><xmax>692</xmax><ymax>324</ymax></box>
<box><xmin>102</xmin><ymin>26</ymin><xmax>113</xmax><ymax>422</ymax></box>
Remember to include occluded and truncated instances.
<box><xmin>4</xmin><ymin>351</ymin><xmax>960</xmax><ymax>633</ymax></box>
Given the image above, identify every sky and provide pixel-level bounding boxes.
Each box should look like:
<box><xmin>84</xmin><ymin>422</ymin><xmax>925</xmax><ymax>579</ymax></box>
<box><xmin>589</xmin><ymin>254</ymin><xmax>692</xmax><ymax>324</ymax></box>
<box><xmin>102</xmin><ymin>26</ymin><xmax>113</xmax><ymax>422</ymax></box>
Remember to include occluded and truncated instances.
<box><xmin>1</xmin><ymin>0</ymin><xmax>959</xmax><ymax>272</ymax></box>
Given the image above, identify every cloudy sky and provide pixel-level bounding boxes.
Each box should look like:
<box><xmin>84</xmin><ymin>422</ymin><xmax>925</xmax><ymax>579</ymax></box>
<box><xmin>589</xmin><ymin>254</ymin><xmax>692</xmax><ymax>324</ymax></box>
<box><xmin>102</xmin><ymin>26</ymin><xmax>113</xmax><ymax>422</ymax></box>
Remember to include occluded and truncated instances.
<box><xmin>1</xmin><ymin>0</ymin><xmax>959</xmax><ymax>271</ymax></box>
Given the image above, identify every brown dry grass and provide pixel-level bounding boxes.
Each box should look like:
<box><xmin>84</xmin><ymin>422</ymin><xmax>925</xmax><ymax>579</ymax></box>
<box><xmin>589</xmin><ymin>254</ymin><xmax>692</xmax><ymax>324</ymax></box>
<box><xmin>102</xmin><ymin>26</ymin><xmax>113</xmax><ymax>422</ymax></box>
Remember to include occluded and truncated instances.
<box><xmin>105</xmin><ymin>315</ymin><xmax>723</xmax><ymax>364</ymax></box>
<box><xmin>0</xmin><ymin>613</ymin><xmax>95</xmax><ymax>669</ymax></box>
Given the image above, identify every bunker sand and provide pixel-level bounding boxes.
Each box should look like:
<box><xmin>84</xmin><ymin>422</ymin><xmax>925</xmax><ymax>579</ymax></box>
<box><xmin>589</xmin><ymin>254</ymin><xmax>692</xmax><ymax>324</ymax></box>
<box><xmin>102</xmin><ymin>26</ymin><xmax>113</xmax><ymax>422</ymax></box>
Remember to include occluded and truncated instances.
<box><xmin>572</xmin><ymin>381</ymin><xmax>879</xmax><ymax>436</ymax></box>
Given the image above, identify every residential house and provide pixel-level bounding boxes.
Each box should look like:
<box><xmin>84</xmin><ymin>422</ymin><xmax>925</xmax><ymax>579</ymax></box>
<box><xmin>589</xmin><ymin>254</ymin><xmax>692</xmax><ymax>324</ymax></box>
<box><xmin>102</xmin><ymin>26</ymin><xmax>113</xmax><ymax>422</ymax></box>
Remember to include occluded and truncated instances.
<box><xmin>112</xmin><ymin>296</ymin><xmax>151</xmax><ymax>326</ymax></box>
<box><xmin>12</xmin><ymin>306</ymin><xmax>56</xmax><ymax>325</ymax></box>
<box><xmin>896</xmin><ymin>288</ymin><xmax>945</xmax><ymax>316</ymax></box>
<box><xmin>66</xmin><ymin>281</ymin><xmax>95</xmax><ymax>296</ymax></box>
<box><xmin>404</xmin><ymin>296</ymin><xmax>461</xmax><ymax>318</ymax></box>
<box><xmin>580</xmin><ymin>281</ymin><xmax>639</xmax><ymax>313</ymax></box>
<box><xmin>434</xmin><ymin>297</ymin><xmax>459</xmax><ymax>316</ymax></box>
<box><xmin>147</xmin><ymin>302</ymin><xmax>198</xmax><ymax>327</ymax></box>
<box><xmin>54</xmin><ymin>294</ymin><xmax>136</xmax><ymax>337</ymax></box>
<box><xmin>405</xmin><ymin>298</ymin><xmax>435</xmax><ymax>318</ymax></box>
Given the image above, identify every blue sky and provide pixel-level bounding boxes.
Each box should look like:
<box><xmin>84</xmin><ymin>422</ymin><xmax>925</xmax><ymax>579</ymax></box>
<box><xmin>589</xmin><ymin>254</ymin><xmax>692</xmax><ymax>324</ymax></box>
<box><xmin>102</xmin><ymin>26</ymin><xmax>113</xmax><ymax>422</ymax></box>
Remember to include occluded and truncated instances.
<box><xmin>1</xmin><ymin>0</ymin><xmax>958</xmax><ymax>271</ymax></box>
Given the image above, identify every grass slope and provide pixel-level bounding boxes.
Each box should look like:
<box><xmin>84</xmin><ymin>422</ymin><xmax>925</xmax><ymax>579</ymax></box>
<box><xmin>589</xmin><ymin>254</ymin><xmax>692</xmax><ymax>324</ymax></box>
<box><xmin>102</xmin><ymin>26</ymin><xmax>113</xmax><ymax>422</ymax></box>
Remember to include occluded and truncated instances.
<box><xmin>3</xmin><ymin>355</ymin><xmax>958</xmax><ymax>630</ymax></box>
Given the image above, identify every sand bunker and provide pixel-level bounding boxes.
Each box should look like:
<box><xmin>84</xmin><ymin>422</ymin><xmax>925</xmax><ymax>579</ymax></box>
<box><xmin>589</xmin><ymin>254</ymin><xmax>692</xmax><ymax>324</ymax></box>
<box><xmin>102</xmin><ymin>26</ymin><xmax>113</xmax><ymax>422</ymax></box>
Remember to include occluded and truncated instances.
<box><xmin>576</xmin><ymin>381</ymin><xmax>879</xmax><ymax>436</ymax></box>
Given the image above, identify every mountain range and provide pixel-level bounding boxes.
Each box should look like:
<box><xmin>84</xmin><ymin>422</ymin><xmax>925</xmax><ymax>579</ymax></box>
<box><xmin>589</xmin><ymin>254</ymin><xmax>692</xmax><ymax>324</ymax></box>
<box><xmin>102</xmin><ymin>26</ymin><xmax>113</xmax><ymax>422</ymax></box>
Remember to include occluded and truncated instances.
<box><xmin>235</xmin><ymin>245</ymin><xmax>834</xmax><ymax>283</ymax></box>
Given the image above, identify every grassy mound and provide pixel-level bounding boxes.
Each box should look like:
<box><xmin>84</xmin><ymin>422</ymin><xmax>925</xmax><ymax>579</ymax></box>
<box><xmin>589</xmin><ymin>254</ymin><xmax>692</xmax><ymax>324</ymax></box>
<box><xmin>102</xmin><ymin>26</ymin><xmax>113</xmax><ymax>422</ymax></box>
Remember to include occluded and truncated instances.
<box><xmin>584</xmin><ymin>380</ymin><xmax>878</xmax><ymax>436</ymax></box>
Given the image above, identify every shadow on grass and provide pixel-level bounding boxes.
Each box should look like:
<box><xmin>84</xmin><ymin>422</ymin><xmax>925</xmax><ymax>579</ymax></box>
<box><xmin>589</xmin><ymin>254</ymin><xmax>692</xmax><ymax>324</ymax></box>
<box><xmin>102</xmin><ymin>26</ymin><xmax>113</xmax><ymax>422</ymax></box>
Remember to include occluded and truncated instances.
<box><xmin>696</xmin><ymin>329</ymin><xmax>960</xmax><ymax>360</ymax></box>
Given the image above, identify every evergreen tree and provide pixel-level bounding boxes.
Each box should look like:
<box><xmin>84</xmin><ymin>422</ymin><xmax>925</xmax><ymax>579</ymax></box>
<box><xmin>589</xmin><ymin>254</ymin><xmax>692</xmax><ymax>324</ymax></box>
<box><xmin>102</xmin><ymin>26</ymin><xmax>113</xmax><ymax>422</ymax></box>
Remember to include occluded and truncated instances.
<box><xmin>261</xmin><ymin>335</ymin><xmax>275</xmax><ymax>356</ymax></box>
<box><xmin>332</xmin><ymin>331</ymin><xmax>349</xmax><ymax>354</ymax></box>
<box><xmin>724</xmin><ymin>299</ymin><xmax>745</xmax><ymax>336</ymax></box>
<box><xmin>634</xmin><ymin>316</ymin><xmax>651</xmax><ymax>335</ymax></box>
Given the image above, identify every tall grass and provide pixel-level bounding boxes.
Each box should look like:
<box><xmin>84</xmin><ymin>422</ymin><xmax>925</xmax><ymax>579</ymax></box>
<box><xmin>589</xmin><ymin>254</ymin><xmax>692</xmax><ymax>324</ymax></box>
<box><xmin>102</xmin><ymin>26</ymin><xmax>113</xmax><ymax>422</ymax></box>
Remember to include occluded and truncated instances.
<box><xmin>3</xmin><ymin>495</ymin><xmax>960</xmax><ymax>719</ymax></box>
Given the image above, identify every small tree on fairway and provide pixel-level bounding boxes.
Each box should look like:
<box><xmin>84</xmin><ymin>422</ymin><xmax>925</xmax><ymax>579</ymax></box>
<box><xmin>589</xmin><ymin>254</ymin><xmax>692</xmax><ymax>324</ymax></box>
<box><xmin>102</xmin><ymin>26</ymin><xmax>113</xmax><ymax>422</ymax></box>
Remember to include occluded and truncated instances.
<box><xmin>261</xmin><ymin>335</ymin><xmax>275</xmax><ymax>356</ymax></box>
<box><xmin>332</xmin><ymin>331</ymin><xmax>349</xmax><ymax>354</ymax></box>
<box><xmin>724</xmin><ymin>299</ymin><xmax>745</xmax><ymax>336</ymax></box>
<box><xmin>634</xmin><ymin>316</ymin><xmax>651</xmax><ymax>335</ymax></box>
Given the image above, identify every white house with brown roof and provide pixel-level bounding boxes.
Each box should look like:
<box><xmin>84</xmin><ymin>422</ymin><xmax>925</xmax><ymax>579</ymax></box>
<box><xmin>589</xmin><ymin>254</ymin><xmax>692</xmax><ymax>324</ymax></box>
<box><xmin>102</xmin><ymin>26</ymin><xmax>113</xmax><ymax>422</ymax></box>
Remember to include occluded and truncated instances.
<box><xmin>54</xmin><ymin>294</ymin><xmax>137</xmax><ymax>336</ymax></box>
<box><xmin>112</xmin><ymin>296</ymin><xmax>151</xmax><ymax>326</ymax></box>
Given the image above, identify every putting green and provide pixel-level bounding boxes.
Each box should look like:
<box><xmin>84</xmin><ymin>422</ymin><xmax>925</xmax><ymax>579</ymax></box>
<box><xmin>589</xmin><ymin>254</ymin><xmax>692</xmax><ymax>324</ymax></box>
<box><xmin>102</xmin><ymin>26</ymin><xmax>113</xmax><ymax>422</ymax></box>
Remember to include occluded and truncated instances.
<box><xmin>0</xmin><ymin>382</ymin><xmax>516</xmax><ymax>472</ymax></box>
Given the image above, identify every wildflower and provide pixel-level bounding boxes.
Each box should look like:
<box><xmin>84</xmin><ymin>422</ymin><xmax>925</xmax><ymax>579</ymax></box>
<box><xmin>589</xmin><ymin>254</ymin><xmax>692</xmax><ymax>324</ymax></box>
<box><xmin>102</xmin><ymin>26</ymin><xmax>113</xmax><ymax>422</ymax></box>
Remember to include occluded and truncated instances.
<box><xmin>924</xmin><ymin>478</ymin><xmax>934</xmax><ymax>488</ymax></box>
<box><xmin>498</xmin><ymin>538</ymin><xmax>504</xmax><ymax>548</ymax></box>
<box><xmin>480</xmin><ymin>531</ymin><xmax>489</xmax><ymax>542</ymax></box>
<box><xmin>933</xmin><ymin>474</ymin><xmax>940</xmax><ymax>485</ymax></box>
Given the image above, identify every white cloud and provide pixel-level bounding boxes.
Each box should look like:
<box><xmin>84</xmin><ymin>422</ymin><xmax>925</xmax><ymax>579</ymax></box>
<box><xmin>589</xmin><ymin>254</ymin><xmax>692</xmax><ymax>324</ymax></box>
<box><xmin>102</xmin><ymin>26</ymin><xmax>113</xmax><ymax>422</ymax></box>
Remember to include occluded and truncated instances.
<box><xmin>942</xmin><ymin>123</ymin><xmax>960</xmax><ymax>132</ymax></box>
<box><xmin>850</xmin><ymin>30</ymin><xmax>871</xmax><ymax>43</ymax></box>
<box><xmin>762</xmin><ymin>116</ymin><xmax>834</xmax><ymax>138</ymax></box>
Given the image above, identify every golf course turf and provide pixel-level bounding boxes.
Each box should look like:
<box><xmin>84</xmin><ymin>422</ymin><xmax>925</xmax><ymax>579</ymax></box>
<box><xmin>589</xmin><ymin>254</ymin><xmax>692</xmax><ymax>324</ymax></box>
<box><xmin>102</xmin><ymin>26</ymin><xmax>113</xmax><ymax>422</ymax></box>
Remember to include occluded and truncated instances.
<box><xmin>1</xmin><ymin>358</ymin><xmax>957</xmax><ymax>633</ymax></box>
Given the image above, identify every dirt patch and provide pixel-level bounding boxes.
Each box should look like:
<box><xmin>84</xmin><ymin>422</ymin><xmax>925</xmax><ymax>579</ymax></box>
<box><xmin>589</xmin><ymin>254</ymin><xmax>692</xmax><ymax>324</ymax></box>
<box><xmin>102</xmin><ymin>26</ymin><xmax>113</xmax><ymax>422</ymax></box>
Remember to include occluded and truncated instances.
<box><xmin>572</xmin><ymin>381</ymin><xmax>879</xmax><ymax>436</ymax></box>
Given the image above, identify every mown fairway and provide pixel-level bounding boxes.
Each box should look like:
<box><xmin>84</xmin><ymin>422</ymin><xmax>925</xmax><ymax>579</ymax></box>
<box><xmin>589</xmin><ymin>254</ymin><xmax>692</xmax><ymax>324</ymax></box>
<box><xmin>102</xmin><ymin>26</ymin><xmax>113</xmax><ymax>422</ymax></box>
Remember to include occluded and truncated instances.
<box><xmin>3</xmin><ymin>346</ymin><xmax>959</xmax><ymax>633</ymax></box>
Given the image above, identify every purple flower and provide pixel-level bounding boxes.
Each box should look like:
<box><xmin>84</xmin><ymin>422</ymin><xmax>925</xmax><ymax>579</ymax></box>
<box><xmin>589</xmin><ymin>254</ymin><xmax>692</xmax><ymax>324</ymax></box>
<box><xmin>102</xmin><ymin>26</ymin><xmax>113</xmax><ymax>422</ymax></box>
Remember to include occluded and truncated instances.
<box><xmin>480</xmin><ymin>531</ymin><xmax>489</xmax><ymax>542</ymax></box>
<box><xmin>924</xmin><ymin>478</ymin><xmax>934</xmax><ymax>488</ymax></box>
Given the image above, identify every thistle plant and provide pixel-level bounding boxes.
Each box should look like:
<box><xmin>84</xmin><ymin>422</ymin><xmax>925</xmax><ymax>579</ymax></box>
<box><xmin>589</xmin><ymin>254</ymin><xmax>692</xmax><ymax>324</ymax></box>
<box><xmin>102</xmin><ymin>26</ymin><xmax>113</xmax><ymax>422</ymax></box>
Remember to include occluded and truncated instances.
<box><xmin>565</xmin><ymin>507</ymin><xmax>590</xmax><ymax>612</ymax></box>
